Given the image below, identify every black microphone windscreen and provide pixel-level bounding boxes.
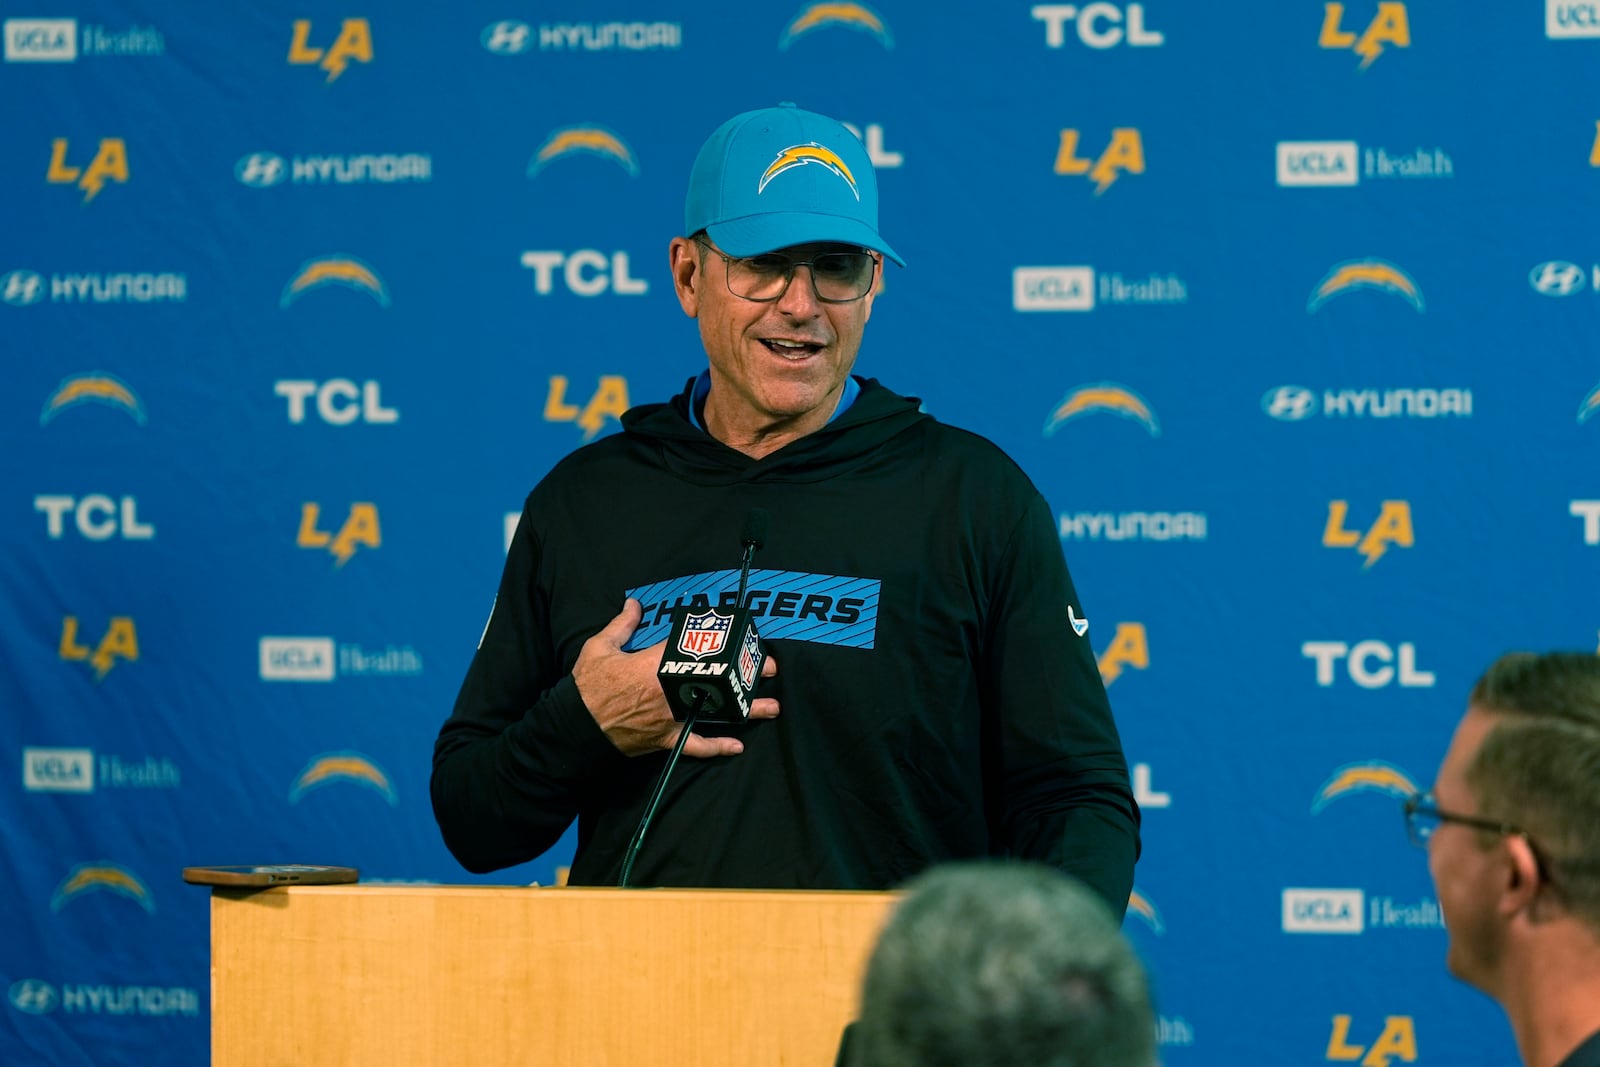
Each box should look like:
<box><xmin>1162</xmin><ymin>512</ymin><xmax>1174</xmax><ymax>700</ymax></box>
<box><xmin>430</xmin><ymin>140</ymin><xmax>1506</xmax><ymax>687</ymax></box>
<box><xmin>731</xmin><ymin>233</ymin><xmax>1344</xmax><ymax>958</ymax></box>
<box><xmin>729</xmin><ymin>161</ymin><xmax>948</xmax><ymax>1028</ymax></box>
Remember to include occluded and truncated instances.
<box><xmin>740</xmin><ymin>507</ymin><xmax>770</xmax><ymax>550</ymax></box>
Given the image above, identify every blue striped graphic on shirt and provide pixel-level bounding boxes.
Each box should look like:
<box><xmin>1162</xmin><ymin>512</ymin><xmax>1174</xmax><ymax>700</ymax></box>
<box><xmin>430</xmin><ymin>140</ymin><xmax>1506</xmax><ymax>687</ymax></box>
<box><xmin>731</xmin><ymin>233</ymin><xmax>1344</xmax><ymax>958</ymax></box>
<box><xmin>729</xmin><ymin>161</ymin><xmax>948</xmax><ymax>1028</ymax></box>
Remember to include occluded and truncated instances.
<box><xmin>622</xmin><ymin>568</ymin><xmax>880</xmax><ymax>650</ymax></box>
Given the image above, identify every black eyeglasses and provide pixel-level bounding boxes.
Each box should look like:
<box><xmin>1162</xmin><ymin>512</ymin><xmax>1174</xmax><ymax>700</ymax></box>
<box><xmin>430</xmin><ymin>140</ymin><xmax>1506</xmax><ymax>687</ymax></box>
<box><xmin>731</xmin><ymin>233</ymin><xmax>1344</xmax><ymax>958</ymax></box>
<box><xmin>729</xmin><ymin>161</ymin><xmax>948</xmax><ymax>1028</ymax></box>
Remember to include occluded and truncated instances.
<box><xmin>1401</xmin><ymin>793</ymin><xmax>1548</xmax><ymax>883</ymax></box>
<box><xmin>1402</xmin><ymin>791</ymin><xmax>1527</xmax><ymax>849</ymax></box>
<box><xmin>694</xmin><ymin>236</ymin><xmax>878</xmax><ymax>304</ymax></box>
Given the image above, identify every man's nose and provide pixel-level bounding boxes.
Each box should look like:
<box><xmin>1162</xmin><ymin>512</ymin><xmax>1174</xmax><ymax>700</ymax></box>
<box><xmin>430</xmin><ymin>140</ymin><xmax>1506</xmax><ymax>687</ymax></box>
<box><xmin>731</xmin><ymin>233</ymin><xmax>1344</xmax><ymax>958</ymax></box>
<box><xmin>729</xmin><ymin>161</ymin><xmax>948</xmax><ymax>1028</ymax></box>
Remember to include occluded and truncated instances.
<box><xmin>775</xmin><ymin>265</ymin><xmax>822</xmax><ymax>315</ymax></box>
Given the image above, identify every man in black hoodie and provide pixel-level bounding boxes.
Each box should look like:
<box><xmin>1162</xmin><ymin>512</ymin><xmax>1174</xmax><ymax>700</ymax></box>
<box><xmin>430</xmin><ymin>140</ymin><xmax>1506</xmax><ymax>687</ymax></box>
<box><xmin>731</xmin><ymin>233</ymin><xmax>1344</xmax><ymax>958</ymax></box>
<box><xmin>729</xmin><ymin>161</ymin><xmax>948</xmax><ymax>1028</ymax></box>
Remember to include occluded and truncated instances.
<box><xmin>430</xmin><ymin>103</ymin><xmax>1140</xmax><ymax>912</ymax></box>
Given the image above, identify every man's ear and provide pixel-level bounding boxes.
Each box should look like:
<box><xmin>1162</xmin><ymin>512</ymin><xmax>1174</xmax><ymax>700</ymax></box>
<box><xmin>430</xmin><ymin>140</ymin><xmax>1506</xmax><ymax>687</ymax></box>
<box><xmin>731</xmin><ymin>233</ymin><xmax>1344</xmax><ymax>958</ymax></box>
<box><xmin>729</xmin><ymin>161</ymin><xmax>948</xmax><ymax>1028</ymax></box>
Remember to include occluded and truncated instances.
<box><xmin>858</xmin><ymin>256</ymin><xmax>883</xmax><ymax>324</ymax></box>
<box><xmin>1501</xmin><ymin>834</ymin><xmax>1544</xmax><ymax>919</ymax></box>
<box><xmin>669</xmin><ymin>236</ymin><xmax>700</xmax><ymax>318</ymax></box>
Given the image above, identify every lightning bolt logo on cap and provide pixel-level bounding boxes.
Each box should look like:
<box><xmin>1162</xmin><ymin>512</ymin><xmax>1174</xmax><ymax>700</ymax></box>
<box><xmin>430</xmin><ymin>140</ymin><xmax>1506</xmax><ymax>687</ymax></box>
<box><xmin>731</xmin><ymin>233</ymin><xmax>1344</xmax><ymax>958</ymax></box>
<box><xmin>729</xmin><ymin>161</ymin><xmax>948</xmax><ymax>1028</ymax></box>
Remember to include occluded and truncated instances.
<box><xmin>1311</xmin><ymin>761</ymin><xmax>1420</xmax><ymax>814</ymax></box>
<box><xmin>289</xmin><ymin>752</ymin><xmax>398</xmax><ymax>805</ymax></box>
<box><xmin>779</xmin><ymin>3</ymin><xmax>894</xmax><ymax>49</ymax></box>
<box><xmin>1307</xmin><ymin>259</ymin><xmax>1424</xmax><ymax>313</ymax></box>
<box><xmin>528</xmin><ymin>126</ymin><xmax>639</xmax><ymax>178</ymax></box>
<box><xmin>280</xmin><ymin>256</ymin><xmax>390</xmax><ymax>308</ymax></box>
<box><xmin>40</xmin><ymin>373</ymin><xmax>146</xmax><ymax>425</ymax></box>
<box><xmin>50</xmin><ymin>862</ymin><xmax>155</xmax><ymax>913</ymax></box>
<box><xmin>1044</xmin><ymin>383</ymin><xmax>1161</xmax><ymax>437</ymax></box>
<box><xmin>757</xmin><ymin>142</ymin><xmax>860</xmax><ymax>200</ymax></box>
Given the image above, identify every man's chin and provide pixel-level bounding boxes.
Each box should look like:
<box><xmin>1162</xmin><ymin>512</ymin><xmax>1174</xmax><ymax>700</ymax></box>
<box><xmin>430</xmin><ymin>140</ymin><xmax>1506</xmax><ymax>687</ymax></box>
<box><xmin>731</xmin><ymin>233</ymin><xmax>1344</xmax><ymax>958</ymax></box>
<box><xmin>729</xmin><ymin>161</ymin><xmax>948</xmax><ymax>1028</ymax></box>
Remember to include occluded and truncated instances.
<box><xmin>1444</xmin><ymin>940</ymin><xmax>1493</xmax><ymax>996</ymax></box>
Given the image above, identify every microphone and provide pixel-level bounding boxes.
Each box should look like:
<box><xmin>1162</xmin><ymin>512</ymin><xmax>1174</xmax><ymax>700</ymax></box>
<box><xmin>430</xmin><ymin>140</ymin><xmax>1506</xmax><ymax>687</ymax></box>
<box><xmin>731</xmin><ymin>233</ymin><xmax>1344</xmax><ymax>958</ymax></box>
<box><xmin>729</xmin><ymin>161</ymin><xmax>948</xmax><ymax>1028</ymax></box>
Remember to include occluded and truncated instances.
<box><xmin>619</xmin><ymin>509</ymin><xmax>771</xmax><ymax>888</ymax></box>
<box><xmin>655</xmin><ymin>507</ymin><xmax>770</xmax><ymax>724</ymax></box>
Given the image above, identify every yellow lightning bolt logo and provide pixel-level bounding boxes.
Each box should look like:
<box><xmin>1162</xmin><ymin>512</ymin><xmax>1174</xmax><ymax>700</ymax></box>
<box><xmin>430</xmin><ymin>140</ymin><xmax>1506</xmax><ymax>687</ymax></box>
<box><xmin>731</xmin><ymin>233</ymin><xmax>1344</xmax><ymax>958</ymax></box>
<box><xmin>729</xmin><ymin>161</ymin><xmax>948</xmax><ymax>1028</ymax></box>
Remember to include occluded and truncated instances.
<box><xmin>51</xmin><ymin>863</ymin><xmax>155</xmax><ymax>912</ymax></box>
<box><xmin>280</xmin><ymin>257</ymin><xmax>391</xmax><ymax>308</ymax></box>
<box><xmin>1126</xmin><ymin>890</ymin><xmax>1165</xmax><ymax>934</ymax></box>
<box><xmin>290</xmin><ymin>752</ymin><xmax>398</xmax><ymax>805</ymax></box>
<box><xmin>529</xmin><ymin>127</ymin><xmax>639</xmax><ymax>177</ymax></box>
<box><xmin>1354</xmin><ymin>33</ymin><xmax>1383</xmax><ymax>69</ymax></box>
<box><xmin>1307</xmin><ymin>259</ymin><xmax>1424</xmax><ymax>313</ymax></box>
<box><xmin>1578</xmin><ymin>385</ymin><xmax>1600</xmax><ymax>425</ymax></box>
<box><xmin>1311</xmin><ymin>761</ymin><xmax>1419</xmax><ymax>814</ymax></box>
<box><xmin>1320</xmin><ymin>3</ymin><xmax>1410</xmax><ymax>71</ymax></box>
<box><xmin>757</xmin><ymin>142</ymin><xmax>860</xmax><ymax>200</ymax></box>
<box><xmin>1580</xmin><ymin>386</ymin><xmax>1600</xmax><ymax>425</ymax></box>
<box><xmin>1044</xmin><ymin>384</ymin><xmax>1161</xmax><ymax>437</ymax></box>
<box><xmin>41</xmin><ymin>373</ymin><xmax>147</xmax><ymax>425</ymax></box>
<box><xmin>779</xmin><ymin>3</ymin><xmax>893</xmax><ymax>49</ymax></box>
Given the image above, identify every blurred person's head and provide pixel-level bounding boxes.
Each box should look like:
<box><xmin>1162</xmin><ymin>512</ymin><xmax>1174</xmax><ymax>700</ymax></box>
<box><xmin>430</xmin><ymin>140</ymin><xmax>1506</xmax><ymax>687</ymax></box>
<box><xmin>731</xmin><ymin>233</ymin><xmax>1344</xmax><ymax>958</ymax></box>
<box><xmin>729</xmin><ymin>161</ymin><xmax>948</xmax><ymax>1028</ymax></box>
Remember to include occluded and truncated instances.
<box><xmin>1407</xmin><ymin>651</ymin><xmax>1600</xmax><ymax>1067</ymax></box>
<box><xmin>1420</xmin><ymin>652</ymin><xmax>1600</xmax><ymax>993</ymax></box>
<box><xmin>853</xmin><ymin>861</ymin><xmax>1155</xmax><ymax>1067</ymax></box>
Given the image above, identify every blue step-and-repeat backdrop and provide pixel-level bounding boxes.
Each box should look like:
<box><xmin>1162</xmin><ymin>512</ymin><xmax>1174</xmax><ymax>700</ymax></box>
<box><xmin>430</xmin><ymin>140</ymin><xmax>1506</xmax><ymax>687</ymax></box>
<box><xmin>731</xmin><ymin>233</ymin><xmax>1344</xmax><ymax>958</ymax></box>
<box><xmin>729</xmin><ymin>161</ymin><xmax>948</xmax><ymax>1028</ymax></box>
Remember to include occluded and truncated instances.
<box><xmin>5</xmin><ymin>0</ymin><xmax>1600</xmax><ymax>1063</ymax></box>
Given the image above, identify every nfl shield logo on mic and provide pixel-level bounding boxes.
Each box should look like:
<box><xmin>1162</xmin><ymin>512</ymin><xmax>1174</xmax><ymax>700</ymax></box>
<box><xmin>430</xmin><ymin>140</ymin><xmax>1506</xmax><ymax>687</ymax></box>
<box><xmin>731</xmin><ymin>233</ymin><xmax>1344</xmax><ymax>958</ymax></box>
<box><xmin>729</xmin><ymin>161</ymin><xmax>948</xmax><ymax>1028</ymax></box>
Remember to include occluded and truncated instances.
<box><xmin>737</xmin><ymin>625</ymin><xmax>761</xmax><ymax>690</ymax></box>
<box><xmin>678</xmin><ymin>610</ymin><xmax>732</xmax><ymax>660</ymax></box>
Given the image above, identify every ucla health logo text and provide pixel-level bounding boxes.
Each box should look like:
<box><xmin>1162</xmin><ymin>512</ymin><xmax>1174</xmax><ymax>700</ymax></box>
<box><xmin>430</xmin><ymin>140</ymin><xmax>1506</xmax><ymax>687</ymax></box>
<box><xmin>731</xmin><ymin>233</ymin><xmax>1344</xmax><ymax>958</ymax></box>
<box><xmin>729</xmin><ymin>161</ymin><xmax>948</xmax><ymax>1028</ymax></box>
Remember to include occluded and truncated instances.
<box><xmin>1283</xmin><ymin>887</ymin><xmax>1443</xmax><ymax>936</ymax></box>
<box><xmin>259</xmin><ymin>637</ymin><xmax>422</xmax><ymax>680</ymax></box>
<box><xmin>1548</xmin><ymin>0</ymin><xmax>1600</xmax><ymax>38</ymax></box>
<box><xmin>1013</xmin><ymin>266</ymin><xmax>1187</xmax><ymax>311</ymax></box>
<box><xmin>1277</xmin><ymin>140</ymin><xmax>1452</xmax><ymax>186</ymax></box>
<box><xmin>4</xmin><ymin>18</ymin><xmax>164</xmax><ymax>61</ymax></box>
<box><xmin>23</xmin><ymin>748</ymin><xmax>179</xmax><ymax>793</ymax></box>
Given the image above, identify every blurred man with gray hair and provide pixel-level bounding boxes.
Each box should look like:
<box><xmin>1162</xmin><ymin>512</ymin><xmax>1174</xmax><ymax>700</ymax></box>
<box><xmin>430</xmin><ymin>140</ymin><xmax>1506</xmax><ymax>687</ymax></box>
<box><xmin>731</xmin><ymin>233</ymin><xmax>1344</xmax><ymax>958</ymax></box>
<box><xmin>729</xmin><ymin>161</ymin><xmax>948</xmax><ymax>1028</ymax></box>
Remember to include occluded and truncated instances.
<box><xmin>851</xmin><ymin>860</ymin><xmax>1155</xmax><ymax>1067</ymax></box>
<box><xmin>1405</xmin><ymin>651</ymin><xmax>1600</xmax><ymax>1067</ymax></box>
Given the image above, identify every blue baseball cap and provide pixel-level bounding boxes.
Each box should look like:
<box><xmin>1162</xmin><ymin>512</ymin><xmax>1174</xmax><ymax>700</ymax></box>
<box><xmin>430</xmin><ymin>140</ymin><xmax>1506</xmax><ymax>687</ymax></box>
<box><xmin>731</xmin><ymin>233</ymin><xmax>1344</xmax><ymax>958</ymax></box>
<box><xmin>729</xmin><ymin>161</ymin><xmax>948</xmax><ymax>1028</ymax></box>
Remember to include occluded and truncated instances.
<box><xmin>684</xmin><ymin>102</ymin><xmax>904</xmax><ymax>266</ymax></box>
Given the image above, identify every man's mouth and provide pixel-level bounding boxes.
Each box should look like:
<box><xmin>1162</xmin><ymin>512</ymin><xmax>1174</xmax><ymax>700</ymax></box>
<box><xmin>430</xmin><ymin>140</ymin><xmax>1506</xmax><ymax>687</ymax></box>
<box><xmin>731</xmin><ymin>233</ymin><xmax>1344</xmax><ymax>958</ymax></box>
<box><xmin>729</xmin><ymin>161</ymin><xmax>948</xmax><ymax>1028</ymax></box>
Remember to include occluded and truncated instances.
<box><xmin>760</xmin><ymin>338</ymin><xmax>824</xmax><ymax>359</ymax></box>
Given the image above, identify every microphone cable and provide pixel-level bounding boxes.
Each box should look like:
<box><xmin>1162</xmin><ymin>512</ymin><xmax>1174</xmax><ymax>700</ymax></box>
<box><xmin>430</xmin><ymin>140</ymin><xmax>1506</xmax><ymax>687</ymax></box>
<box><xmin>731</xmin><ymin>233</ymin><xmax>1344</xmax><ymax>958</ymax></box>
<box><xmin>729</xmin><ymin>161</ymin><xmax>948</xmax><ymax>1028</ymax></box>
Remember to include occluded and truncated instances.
<box><xmin>618</xmin><ymin>507</ymin><xmax>769</xmax><ymax>888</ymax></box>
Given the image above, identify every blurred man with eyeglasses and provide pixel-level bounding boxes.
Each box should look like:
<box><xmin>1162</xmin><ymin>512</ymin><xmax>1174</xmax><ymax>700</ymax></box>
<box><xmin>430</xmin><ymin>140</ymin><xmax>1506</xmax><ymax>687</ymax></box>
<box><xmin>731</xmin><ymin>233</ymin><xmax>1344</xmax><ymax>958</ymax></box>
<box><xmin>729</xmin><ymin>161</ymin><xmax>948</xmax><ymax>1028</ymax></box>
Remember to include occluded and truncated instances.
<box><xmin>1407</xmin><ymin>651</ymin><xmax>1600</xmax><ymax>1067</ymax></box>
<box><xmin>432</xmin><ymin>103</ymin><xmax>1138</xmax><ymax>907</ymax></box>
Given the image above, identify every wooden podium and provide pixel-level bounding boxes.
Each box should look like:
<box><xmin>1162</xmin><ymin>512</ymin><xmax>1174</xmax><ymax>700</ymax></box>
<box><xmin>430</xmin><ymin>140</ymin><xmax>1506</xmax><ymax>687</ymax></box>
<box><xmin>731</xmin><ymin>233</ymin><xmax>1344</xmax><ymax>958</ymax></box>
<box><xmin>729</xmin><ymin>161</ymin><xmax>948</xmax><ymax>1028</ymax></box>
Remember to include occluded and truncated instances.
<box><xmin>209</xmin><ymin>884</ymin><xmax>898</xmax><ymax>1066</ymax></box>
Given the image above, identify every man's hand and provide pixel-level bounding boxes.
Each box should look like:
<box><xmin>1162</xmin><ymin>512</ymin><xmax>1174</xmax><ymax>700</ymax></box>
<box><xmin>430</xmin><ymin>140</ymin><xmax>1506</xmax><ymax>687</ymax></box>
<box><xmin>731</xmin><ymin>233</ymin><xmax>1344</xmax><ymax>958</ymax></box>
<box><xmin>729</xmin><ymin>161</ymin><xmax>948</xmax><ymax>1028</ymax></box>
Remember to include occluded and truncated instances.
<box><xmin>572</xmin><ymin>598</ymin><xmax>779</xmax><ymax>757</ymax></box>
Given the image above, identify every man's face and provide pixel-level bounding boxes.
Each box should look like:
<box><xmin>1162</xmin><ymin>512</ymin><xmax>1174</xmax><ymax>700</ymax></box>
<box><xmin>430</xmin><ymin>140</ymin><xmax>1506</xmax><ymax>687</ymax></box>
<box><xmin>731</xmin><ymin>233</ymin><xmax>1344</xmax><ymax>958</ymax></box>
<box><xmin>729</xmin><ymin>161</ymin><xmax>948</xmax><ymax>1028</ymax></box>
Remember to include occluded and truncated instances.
<box><xmin>1429</xmin><ymin>706</ymin><xmax>1507</xmax><ymax>992</ymax></box>
<box><xmin>670</xmin><ymin>237</ymin><xmax>880</xmax><ymax>442</ymax></box>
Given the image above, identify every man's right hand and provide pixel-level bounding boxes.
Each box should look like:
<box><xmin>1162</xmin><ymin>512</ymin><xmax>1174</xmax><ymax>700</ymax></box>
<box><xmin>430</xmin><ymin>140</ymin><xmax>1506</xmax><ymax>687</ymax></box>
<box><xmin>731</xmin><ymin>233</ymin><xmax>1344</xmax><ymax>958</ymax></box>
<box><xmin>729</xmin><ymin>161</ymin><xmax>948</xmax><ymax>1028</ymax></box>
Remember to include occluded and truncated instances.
<box><xmin>571</xmin><ymin>598</ymin><xmax>779</xmax><ymax>758</ymax></box>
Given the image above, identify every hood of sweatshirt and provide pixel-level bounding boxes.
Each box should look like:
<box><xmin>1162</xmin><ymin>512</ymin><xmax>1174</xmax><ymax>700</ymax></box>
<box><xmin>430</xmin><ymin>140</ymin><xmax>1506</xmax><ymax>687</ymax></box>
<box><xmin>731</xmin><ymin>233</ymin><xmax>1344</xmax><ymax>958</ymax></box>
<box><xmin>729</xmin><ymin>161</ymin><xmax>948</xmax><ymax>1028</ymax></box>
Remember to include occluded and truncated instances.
<box><xmin>618</xmin><ymin>375</ymin><xmax>931</xmax><ymax>486</ymax></box>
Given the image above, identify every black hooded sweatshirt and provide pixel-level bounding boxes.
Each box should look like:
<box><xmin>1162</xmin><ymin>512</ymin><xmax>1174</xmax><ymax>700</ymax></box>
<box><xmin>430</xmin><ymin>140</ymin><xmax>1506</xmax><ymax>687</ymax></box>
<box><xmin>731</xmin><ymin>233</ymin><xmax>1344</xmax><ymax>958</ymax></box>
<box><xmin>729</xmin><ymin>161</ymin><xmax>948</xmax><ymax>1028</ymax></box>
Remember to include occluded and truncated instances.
<box><xmin>431</xmin><ymin>376</ymin><xmax>1139</xmax><ymax>911</ymax></box>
